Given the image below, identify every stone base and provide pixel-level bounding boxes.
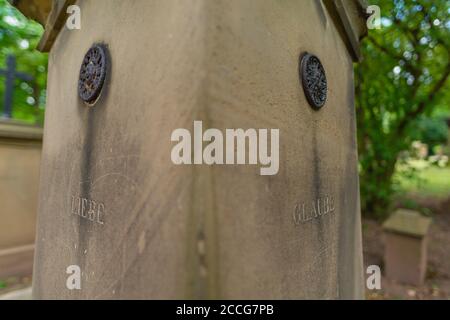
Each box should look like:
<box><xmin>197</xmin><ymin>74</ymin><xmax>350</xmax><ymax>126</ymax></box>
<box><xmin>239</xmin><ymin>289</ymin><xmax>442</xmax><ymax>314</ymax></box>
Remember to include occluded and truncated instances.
<box><xmin>0</xmin><ymin>287</ymin><xmax>33</xmax><ymax>300</ymax></box>
<box><xmin>384</xmin><ymin>232</ymin><xmax>427</xmax><ymax>286</ymax></box>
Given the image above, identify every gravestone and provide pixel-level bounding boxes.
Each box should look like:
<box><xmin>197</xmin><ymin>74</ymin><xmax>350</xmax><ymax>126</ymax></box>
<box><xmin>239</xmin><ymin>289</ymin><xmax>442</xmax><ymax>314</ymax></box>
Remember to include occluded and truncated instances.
<box><xmin>17</xmin><ymin>0</ymin><xmax>368</xmax><ymax>299</ymax></box>
<box><xmin>383</xmin><ymin>209</ymin><xmax>432</xmax><ymax>286</ymax></box>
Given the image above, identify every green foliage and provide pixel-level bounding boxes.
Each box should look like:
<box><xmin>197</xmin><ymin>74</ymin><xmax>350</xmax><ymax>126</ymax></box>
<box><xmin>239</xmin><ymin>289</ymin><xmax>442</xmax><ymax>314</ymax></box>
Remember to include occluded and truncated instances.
<box><xmin>396</xmin><ymin>197</ymin><xmax>433</xmax><ymax>216</ymax></box>
<box><xmin>356</xmin><ymin>0</ymin><xmax>450</xmax><ymax>219</ymax></box>
<box><xmin>0</xmin><ymin>0</ymin><xmax>47</xmax><ymax>125</ymax></box>
<box><xmin>413</xmin><ymin>117</ymin><xmax>448</xmax><ymax>152</ymax></box>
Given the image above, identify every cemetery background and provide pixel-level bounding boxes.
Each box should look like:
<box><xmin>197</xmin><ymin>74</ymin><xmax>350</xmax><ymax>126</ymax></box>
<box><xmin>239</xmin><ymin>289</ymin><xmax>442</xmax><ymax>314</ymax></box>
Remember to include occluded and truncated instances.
<box><xmin>0</xmin><ymin>0</ymin><xmax>45</xmax><ymax>296</ymax></box>
<box><xmin>0</xmin><ymin>0</ymin><xmax>448</xmax><ymax>299</ymax></box>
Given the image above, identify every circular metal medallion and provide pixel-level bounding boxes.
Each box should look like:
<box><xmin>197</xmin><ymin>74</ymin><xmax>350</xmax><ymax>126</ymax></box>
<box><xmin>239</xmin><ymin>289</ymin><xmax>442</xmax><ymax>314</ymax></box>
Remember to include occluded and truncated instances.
<box><xmin>78</xmin><ymin>44</ymin><xmax>107</xmax><ymax>104</ymax></box>
<box><xmin>300</xmin><ymin>53</ymin><xmax>327</xmax><ymax>109</ymax></box>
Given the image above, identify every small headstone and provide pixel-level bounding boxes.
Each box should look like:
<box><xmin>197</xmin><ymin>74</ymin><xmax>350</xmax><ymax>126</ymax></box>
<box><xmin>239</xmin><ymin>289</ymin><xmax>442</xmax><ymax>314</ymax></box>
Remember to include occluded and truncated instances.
<box><xmin>383</xmin><ymin>209</ymin><xmax>432</xmax><ymax>286</ymax></box>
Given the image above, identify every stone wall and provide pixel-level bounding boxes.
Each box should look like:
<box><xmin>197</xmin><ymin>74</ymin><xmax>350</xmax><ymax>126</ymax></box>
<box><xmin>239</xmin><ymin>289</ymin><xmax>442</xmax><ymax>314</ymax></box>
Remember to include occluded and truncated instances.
<box><xmin>0</xmin><ymin>120</ymin><xmax>42</xmax><ymax>278</ymax></box>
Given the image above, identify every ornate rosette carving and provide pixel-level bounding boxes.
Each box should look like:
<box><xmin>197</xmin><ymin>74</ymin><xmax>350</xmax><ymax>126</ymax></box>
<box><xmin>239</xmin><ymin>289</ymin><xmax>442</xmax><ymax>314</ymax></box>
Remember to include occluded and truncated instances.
<box><xmin>300</xmin><ymin>53</ymin><xmax>327</xmax><ymax>109</ymax></box>
<box><xmin>78</xmin><ymin>44</ymin><xmax>107</xmax><ymax>104</ymax></box>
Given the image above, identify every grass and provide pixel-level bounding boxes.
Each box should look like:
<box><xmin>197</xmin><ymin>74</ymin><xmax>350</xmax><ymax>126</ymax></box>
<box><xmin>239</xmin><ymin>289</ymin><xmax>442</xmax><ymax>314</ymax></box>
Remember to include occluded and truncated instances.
<box><xmin>398</xmin><ymin>165</ymin><xmax>450</xmax><ymax>197</ymax></box>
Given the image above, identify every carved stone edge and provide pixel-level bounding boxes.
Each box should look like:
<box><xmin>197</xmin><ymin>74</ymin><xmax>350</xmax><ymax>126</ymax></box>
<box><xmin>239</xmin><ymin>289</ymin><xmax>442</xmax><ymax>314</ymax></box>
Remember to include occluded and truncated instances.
<box><xmin>14</xmin><ymin>0</ymin><xmax>369</xmax><ymax>57</ymax></box>
<box><xmin>323</xmin><ymin>0</ymin><xmax>369</xmax><ymax>62</ymax></box>
<box><xmin>11</xmin><ymin>0</ymin><xmax>76</xmax><ymax>53</ymax></box>
<box><xmin>9</xmin><ymin>0</ymin><xmax>52</xmax><ymax>26</ymax></box>
<box><xmin>37</xmin><ymin>0</ymin><xmax>77</xmax><ymax>52</ymax></box>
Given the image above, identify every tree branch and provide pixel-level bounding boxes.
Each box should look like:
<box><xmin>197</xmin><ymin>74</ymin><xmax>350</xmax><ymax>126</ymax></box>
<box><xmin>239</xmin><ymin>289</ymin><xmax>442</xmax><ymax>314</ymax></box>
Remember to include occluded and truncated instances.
<box><xmin>366</xmin><ymin>35</ymin><xmax>404</xmax><ymax>62</ymax></box>
<box><xmin>396</xmin><ymin>63</ymin><xmax>450</xmax><ymax>134</ymax></box>
<box><xmin>366</xmin><ymin>35</ymin><xmax>421</xmax><ymax>78</ymax></box>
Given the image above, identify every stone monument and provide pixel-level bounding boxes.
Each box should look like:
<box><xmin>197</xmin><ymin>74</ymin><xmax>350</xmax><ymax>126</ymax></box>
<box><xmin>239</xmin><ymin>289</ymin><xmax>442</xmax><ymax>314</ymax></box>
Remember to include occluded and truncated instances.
<box><xmin>15</xmin><ymin>0</ymin><xmax>368</xmax><ymax>299</ymax></box>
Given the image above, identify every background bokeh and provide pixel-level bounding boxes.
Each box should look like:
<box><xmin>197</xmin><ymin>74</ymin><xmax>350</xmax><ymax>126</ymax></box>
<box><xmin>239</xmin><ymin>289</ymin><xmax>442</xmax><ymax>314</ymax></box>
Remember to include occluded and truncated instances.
<box><xmin>0</xmin><ymin>0</ymin><xmax>47</xmax><ymax>124</ymax></box>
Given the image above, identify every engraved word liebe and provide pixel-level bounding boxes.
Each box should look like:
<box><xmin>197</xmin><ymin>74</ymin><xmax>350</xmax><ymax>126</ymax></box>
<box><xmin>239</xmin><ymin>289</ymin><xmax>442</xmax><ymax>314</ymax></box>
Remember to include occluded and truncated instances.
<box><xmin>71</xmin><ymin>196</ymin><xmax>105</xmax><ymax>225</ymax></box>
<box><xmin>171</xmin><ymin>121</ymin><xmax>279</xmax><ymax>175</ymax></box>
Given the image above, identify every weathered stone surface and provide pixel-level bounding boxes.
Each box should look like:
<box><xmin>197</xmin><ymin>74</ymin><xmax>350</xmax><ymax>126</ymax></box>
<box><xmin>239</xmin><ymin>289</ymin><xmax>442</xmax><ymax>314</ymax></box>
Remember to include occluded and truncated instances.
<box><xmin>33</xmin><ymin>0</ymin><xmax>365</xmax><ymax>299</ymax></box>
<box><xmin>383</xmin><ymin>209</ymin><xmax>431</xmax><ymax>286</ymax></box>
<box><xmin>383</xmin><ymin>209</ymin><xmax>432</xmax><ymax>238</ymax></box>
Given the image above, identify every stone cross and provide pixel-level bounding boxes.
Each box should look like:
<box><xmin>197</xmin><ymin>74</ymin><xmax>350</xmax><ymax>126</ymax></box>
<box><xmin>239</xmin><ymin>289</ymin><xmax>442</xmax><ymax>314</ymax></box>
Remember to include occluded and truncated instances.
<box><xmin>0</xmin><ymin>55</ymin><xmax>34</xmax><ymax>118</ymax></box>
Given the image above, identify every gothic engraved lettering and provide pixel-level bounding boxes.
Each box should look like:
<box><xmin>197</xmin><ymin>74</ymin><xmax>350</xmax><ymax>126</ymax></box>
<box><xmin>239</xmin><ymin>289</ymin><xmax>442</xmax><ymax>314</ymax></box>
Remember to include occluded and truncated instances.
<box><xmin>293</xmin><ymin>196</ymin><xmax>335</xmax><ymax>225</ymax></box>
<box><xmin>71</xmin><ymin>195</ymin><xmax>105</xmax><ymax>225</ymax></box>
